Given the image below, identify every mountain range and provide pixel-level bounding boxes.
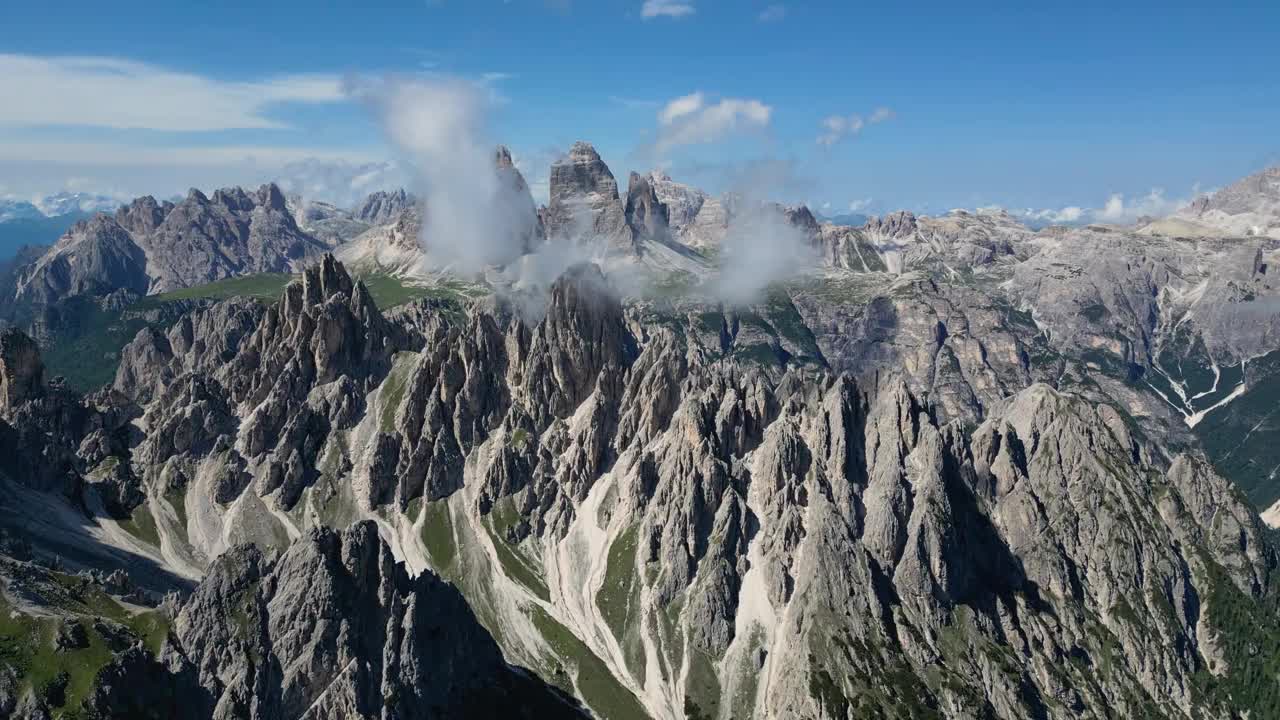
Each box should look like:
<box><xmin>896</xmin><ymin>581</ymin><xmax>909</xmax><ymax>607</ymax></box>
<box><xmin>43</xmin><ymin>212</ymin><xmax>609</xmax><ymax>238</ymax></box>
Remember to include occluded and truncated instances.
<box><xmin>1</xmin><ymin>152</ymin><xmax>1280</xmax><ymax>719</ymax></box>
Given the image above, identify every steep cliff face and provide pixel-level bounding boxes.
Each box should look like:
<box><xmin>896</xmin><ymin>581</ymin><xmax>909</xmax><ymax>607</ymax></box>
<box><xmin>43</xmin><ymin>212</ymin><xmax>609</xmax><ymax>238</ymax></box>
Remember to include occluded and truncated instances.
<box><xmin>164</xmin><ymin>521</ymin><xmax>582</xmax><ymax>720</ymax></box>
<box><xmin>545</xmin><ymin>142</ymin><xmax>635</xmax><ymax>256</ymax></box>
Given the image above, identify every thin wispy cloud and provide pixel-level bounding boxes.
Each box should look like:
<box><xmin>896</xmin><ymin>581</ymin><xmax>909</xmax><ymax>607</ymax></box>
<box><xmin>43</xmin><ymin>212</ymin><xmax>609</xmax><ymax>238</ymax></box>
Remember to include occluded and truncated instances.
<box><xmin>653</xmin><ymin>92</ymin><xmax>772</xmax><ymax>155</ymax></box>
<box><xmin>274</xmin><ymin>158</ymin><xmax>408</xmax><ymax>208</ymax></box>
<box><xmin>642</xmin><ymin>0</ymin><xmax>695</xmax><ymax>19</ymax></box>
<box><xmin>0</xmin><ymin>54</ymin><xmax>345</xmax><ymax>132</ymax></box>
<box><xmin>758</xmin><ymin>4</ymin><xmax>786</xmax><ymax>22</ymax></box>
<box><xmin>0</xmin><ymin>140</ymin><xmax>378</xmax><ymax>168</ymax></box>
<box><xmin>817</xmin><ymin>106</ymin><xmax>895</xmax><ymax>146</ymax></box>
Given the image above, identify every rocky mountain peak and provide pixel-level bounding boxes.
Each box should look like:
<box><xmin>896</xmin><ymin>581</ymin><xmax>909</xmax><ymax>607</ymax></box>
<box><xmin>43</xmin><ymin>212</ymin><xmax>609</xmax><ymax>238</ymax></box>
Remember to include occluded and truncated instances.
<box><xmin>523</xmin><ymin>263</ymin><xmax>636</xmax><ymax>419</ymax></box>
<box><xmin>300</xmin><ymin>252</ymin><xmax>357</xmax><ymax>307</ymax></box>
<box><xmin>784</xmin><ymin>204</ymin><xmax>821</xmax><ymax>237</ymax></box>
<box><xmin>624</xmin><ymin>170</ymin><xmax>671</xmax><ymax>241</ymax></box>
<box><xmin>1188</xmin><ymin>165</ymin><xmax>1280</xmax><ymax>217</ymax></box>
<box><xmin>114</xmin><ymin>195</ymin><xmax>173</xmax><ymax>236</ymax></box>
<box><xmin>495</xmin><ymin>144</ymin><xmax>517</xmax><ymax>170</ymax></box>
<box><xmin>554</xmin><ymin>141</ymin><xmax>620</xmax><ymax>200</ymax></box>
<box><xmin>545</xmin><ymin>141</ymin><xmax>632</xmax><ymax>251</ymax></box>
<box><xmin>209</xmin><ymin>186</ymin><xmax>254</xmax><ymax>213</ymax></box>
<box><xmin>648</xmin><ymin>170</ymin><xmax>714</xmax><ymax>242</ymax></box>
<box><xmin>863</xmin><ymin>209</ymin><xmax>919</xmax><ymax>237</ymax></box>
<box><xmin>0</xmin><ymin>328</ymin><xmax>43</xmax><ymax>411</ymax></box>
<box><xmin>356</xmin><ymin>188</ymin><xmax>416</xmax><ymax>225</ymax></box>
<box><xmin>255</xmin><ymin>182</ymin><xmax>289</xmax><ymax>213</ymax></box>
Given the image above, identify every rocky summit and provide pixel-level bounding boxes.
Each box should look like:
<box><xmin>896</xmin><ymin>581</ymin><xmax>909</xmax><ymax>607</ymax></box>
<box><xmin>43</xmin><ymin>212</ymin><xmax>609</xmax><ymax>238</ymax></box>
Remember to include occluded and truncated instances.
<box><xmin>2</xmin><ymin>156</ymin><xmax>1280</xmax><ymax>720</ymax></box>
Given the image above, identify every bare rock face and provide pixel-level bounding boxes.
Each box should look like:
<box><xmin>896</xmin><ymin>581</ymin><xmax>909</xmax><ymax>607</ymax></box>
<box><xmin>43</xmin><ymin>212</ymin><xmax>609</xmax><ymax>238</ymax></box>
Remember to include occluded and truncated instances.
<box><xmin>624</xmin><ymin>171</ymin><xmax>671</xmax><ymax>243</ymax></box>
<box><xmin>114</xmin><ymin>195</ymin><xmax>175</xmax><ymax>236</ymax></box>
<box><xmin>169</xmin><ymin>521</ymin><xmax>583</xmax><ymax>720</ymax></box>
<box><xmin>8</xmin><ymin>183</ymin><xmax>328</xmax><ymax>311</ymax></box>
<box><xmin>862</xmin><ymin>209</ymin><xmax>919</xmax><ymax>238</ymax></box>
<box><xmin>522</xmin><ymin>263</ymin><xmax>636</xmax><ymax>423</ymax></box>
<box><xmin>544</xmin><ymin>142</ymin><xmax>634</xmax><ymax>253</ymax></box>
<box><xmin>648</xmin><ymin>171</ymin><xmax>707</xmax><ymax>233</ymax></box>
<box><xmin>141</xmin><ymin>184</ymin><xmax>325</xmax><ymax>293</ymax></box>
<box><xmin>354</xmin><ymin>188</ymin><xmax>416</xmax><ymax>225</ymax></box>
<box><xmin>1153</xmin><ymin>165</ymin><xmax>1280</xmax><ymax>238</ymax></box>
<box><xmin>783</xmin><ymin>204</ymin><xmax>821</xmax><ymax>240</ymax></box>
<box><xmin>12</xmin><ymin>215</ymin><xmax>149</xmax><ymax>308</ymax></box>
<box><xmin>494</xmin><ymin>144</ymin><xmax>546</xmax><ymax>256</ymax></box>
<box><xmin>0</xmin><ymin>328</ymin><xmax>43</xmax><ymax>412</ymax></box>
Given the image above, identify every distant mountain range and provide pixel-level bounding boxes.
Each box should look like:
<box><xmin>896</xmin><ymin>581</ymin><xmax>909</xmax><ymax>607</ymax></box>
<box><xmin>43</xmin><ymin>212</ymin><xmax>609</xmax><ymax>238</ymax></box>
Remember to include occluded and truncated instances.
<box><xmin>0</xmin><ymin>193</ymin><xmax>124</xmax><ymax>260</ymax></box>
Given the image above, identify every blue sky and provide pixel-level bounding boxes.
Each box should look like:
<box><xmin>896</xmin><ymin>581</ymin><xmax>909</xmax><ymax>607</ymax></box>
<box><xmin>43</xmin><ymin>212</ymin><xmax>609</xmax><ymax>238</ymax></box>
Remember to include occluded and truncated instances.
<box><xmin>1</xmin><ymin>0</ymin><xmax>1278</xmax><ymax>220</ymax></box>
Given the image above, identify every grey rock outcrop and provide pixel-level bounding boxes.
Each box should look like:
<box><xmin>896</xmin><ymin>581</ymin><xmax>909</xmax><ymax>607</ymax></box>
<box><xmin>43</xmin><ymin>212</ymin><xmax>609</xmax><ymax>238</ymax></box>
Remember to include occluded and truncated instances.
<box><xmin>355</xmin><ymin>188</ymin><xmax>416</xmax><ymax>225</ymax></box>
<box><xmin>624</xmin><ymin>171</ymin><xmax>671</xmax><ymax>243</ymax></box>
<box><xmin>0</xmin><ymin>328</ymin><xmax>43</xmax><ymax>412</ymax></box>
<box><xmin>8</xmin><ymin>183</ymin><xmax>329</xmax><ymax>311</ymax></box>
<box><xmin>168</xmin><ymin>521</ymin><xmax>582</xmax><ymax>720</ymax></box>
<box><xmin>544</xmin><ymin>142</ymin><xmax>634</xmax><ymax>253</ymax></box>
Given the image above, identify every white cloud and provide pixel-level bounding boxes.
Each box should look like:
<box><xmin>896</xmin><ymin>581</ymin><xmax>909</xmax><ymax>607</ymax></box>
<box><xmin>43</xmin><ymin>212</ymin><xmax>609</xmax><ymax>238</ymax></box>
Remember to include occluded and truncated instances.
<box><xmin>868</xmin><ymin>107</ymin><xmax>895</xmax><ymax>123</ymax></box>
<box><xmin>0</xmin><ymin>54</ymin><xmax>345</xmax><ymax>131</ymax></box>
<box><xmin>1002</xmin><ymin>187</ymin><xmax>1193</xmax><ymax>227</ymax></box>
<box><xmin>654</xmin><ymin>93</ymin><xmax>772</xmax><ymax>155</ymax></box>
<box><xmin>1096</xmin><ymin>189</ymin><xmax>1186</xmax><ymax>223</ymax></box>
<box><xmin>273</xmin><ymin>158</ymin><xmax>408</xmax><ymax>208</ymax></box>
<box><xmin>0</xmin><ymin>140</ymin><xmax>377</xmax><ymax>168</ymax></box>
<box><xmin>368</xmin><ymin>77</ymin><xmax>542</xmax><ymax>272</ymax></box>
<box><xmin>817</xmin><ymin>106</ymin><xmax>894</xmax><ymax>146</ymax></box>
<box><xmin>0</xmin><ymin>139</ymin><xmax>387</xmax><ymax>201</ymax></box>
<box><xmin>849</xmin><ymin>197</ymin><xmax>874</xmax><ymax>213</ymax></box>
<box><xmin>659</xmin><ymin>92</ymin><xmax>706</xmax><ymax>125</ymax></box>
<box><xmin>642</xmin><ymin>0</ymin><xmax>695</xmax><ymax>19</ymax></box>
<box><xmin>758</xmin><ymin>4</ymin><xmax>786</xmax><ymax>22</ymax></box>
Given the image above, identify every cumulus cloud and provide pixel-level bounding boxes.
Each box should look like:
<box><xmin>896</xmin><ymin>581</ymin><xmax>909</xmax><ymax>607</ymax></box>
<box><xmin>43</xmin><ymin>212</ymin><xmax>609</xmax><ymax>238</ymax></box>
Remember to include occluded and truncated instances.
<box><xmin>0</xmin><ymin>54</ymin><xmax>345</xmax><ymax>131</ymax></box>
<box><xmin>659</xmin><ymin>92</ymin><xmax>707</xmax><ymax>125</ymax></box>
<box><xmin>653</xmin><ymin>92</ymin><xmax>772</xmax><ymax>156</ymax></box>
<box><xmin>1002</xmin><ymin>187</ymin><xmax>1194</xmax><ymax>227</ymax></box>
<box><xmin>758</xmin><ymin>4</ymin><xmax>787</xmax><ymax>22</ymax></box>
<box><xmin>642</xmin><ymin>0</ymin><xmax>695</xmax><ymax>19</ymax></box>
<box><xmin>817</xmin><ymin>107</ymin><xmax>894</xmax><ymax>146</ymax></box>
<box><xmin>1091</xmin><ymin>189</ymin><xmax>1189</xmax><ymax>223</ymax></box>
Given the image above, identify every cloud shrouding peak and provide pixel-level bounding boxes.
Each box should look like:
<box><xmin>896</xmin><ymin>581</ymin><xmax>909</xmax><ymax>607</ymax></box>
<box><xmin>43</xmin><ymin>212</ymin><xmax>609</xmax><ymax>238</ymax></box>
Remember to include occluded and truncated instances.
<box><xmin>817</xmin><ymin>106</ymin><xmax>894</xmax><ymax>146</ymax></box>
<box><xmin>642</xmin><ymin>0</ymin><xmax>695</xmax><ymax>19</ymax></box>
<box><xmin>654</xmin><ymin>92</ymin><xmax>772</xmax><ymax>156</ymax></box>
<box><xmin>364</xmin><ymin>77</ymin><xmax>541</xmax><ymax>273</ymax></box>
<box><xmin>0</xmin><ymin>54</ymin><xmax>345</xmax><ymax>132</ymax></box>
